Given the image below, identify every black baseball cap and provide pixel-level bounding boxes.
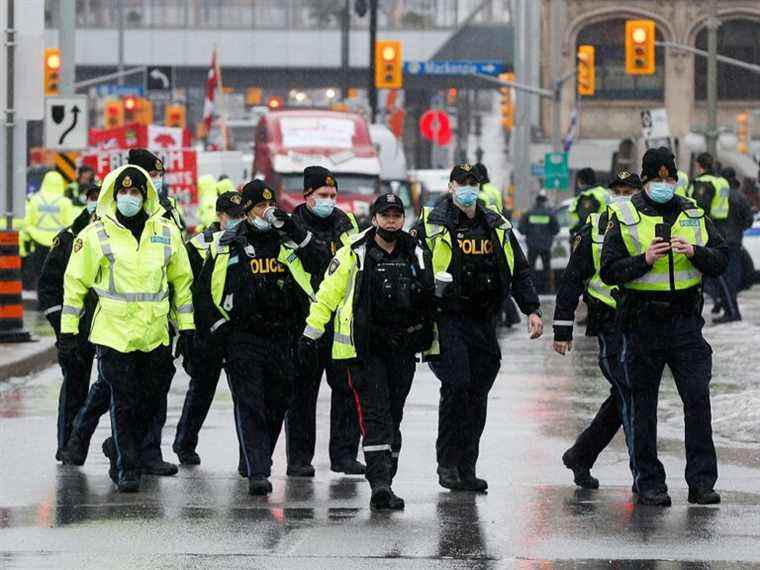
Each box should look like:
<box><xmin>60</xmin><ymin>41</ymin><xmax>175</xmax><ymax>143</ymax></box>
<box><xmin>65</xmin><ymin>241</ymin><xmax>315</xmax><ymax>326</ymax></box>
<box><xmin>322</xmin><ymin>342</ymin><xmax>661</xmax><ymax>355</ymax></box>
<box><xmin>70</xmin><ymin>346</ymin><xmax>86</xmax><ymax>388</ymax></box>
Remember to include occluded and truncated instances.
<box><xmin>128</xmin><ymin>148</ymin><xmax>164</xmax><ymax>174</ymax></box>
<box><xmin>83</xmin><ymin>183</ymin><xmax>101</xmax><ymax>200</ymax></box>
<box><xmin>216</xmin><ymin>191</ymin><xmax>246</xmax><ymax>217</ymax></box>
<box><xmin>609</xmin><ymin>170</ymin><xmax>643</xmax><ymax>190</ymax></box>
<box><xmin>240</xmin><ymin>179</ymin><xmax>275</xmax><ymax>212</ymax></box>
<box><xmin>450</xmin><ymin>163</ymin><xmax>483</xmax><ymax>184</ymax></box>
<box><xmin>114</xmin><ymin>167</ymin><xmax>148</xmax><ymax>196</ymax></box>
<box><xmin>371</xmin><ymin>193</ymin><xmax>405</xmax><ymax>216</ymax></box>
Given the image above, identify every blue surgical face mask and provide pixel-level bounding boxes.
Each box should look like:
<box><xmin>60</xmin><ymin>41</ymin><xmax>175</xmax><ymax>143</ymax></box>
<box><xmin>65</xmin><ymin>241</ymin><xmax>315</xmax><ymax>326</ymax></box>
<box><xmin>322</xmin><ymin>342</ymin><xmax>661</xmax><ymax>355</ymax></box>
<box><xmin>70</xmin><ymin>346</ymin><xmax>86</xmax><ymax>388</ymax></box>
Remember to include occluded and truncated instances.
<box><xmin>610</xmin><ymin>194</ymin><xmax>632</xmax><ymax>205</ymax></box>
<box><xmin>454</xmin><ymin>185</ymin><xmax>479</xmax><ymax>208</ymax></box>
<box><xmin>153</xmin><ymin>177</ymin><xmax>166</xmax><ymax>197</ymax></box>
<box><xmin>249</xmin><ymin>216</ymin><xmax>271</xmax><ymax>232</ymax></box>
<box><xmin>311</xmin><ymin>198</ymin><xmax>336</xmax><ymax>219</ymax></box>
<box><xmin>225</xmin><ymin>217</ymin><xmax>243</xmax><ymax>231</ymax></box>
<box><xmin>646</xmin><ymin>182</ymin><xmax>675</xmax><ymax>204</ymax></box>
<box><xmin>86</xmin><ymin>201</ymin><xmax>98</xmax><ymax>215</ymax></box>
<box><xmin>116</xmin><ymin>194</ymin><xmax>143</xmax><ymax>217</ymax></box>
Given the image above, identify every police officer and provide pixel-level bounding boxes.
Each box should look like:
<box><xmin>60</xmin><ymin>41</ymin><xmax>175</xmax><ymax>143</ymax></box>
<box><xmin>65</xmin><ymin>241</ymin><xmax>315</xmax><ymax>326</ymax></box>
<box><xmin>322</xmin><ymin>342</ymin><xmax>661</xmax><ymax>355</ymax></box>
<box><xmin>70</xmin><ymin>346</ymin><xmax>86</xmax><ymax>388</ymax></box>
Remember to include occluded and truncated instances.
<box><xmin>173</xmin><ymin>192</ymin><xmax>247</xmax><ymax>465</ymax></box>
<box><xmin>195</xmin><ymin>179</ymin><xmax>322</xmax><ymax>495</ymax></box>
<box><xmin>65</xmin><ymin>165</ymin><xmax>96</xmax><ymax>209</ymax></box>
<box><xmin>39</xmin><ymin>183</ymin><xmax>100</xmax><ymax>462</ymax></box>
<box><xmin>473</xmin><ymin>163</ymin><xmax>503</xmax><ymax>214</ymax></box>
<box><xmin>553</xmin><ymin>170</ymin><xmax>642</xmax><ymax>489</ymax></box>
<box><xmin>61</xmin><ymin>165</ymin><xmax>194</xmax><ymax>492</ymax></box>
<box><xmin>128</xmin><ymin>148</ymin><xmax>186</xmax><ymax>231</ymax></box>
<box><xmin>302</xmin><ymin>193</ymin><xmax>435</xmax><ymax>510</ymax></box>
<box><xmin>24</xmin><ymin>171</ymin><xmax>75</xmax><ymax>289</ymax></box>
<box><xmin>518</xmin><ymin>191</ymin><xmax>560</xmax><ymax>292</ymax></box>
<box><xmin>415</xmin><ymin>163</ymin><xmax>543</xmax><ymax>492</ymax></box>
<box><xmin>286</xmin><ymin>166</ymin><xmax>364</xmax><ymax>477</ymax></box>
<box><xmin>569</xmin><ymin>168</ymin><xmax>609</xmax><ymax>236</ymax></box>
<box><xmin>600</xmin><ymin>147</ymin><xmax>727</xmax><ymax>506</ymax></box>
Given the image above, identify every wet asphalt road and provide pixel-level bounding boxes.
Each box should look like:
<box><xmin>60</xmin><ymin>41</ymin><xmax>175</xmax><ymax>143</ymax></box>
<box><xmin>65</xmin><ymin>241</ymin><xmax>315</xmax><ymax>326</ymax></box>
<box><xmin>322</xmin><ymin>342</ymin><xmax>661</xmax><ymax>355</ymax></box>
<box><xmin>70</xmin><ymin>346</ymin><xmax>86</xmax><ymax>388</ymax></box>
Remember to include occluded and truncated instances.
<box><xmin>2</xmin><ymin>295</ymin><xmax>760</xmax><ymax>568</ymax></box>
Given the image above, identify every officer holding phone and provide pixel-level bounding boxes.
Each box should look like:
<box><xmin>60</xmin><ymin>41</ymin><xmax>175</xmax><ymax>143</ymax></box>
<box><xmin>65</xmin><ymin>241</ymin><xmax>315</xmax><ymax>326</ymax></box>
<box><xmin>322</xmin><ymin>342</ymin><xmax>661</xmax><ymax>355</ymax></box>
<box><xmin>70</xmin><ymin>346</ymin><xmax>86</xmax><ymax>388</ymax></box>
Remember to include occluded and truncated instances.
<box><xmin>600</xmin><ymin>147</ymin><xmax>728</xmax><ymax>507</ymax></box>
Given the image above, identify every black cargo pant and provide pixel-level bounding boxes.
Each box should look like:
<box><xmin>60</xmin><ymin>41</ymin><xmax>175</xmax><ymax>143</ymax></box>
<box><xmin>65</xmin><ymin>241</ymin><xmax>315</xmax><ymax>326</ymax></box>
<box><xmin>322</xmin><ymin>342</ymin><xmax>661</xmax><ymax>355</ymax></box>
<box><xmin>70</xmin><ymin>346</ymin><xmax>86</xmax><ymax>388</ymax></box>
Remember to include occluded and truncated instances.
<box><xmin>286</xmin><ymin>331</ymin><xmax>360</xmax><ymax>468</ymax></box>
<box><xmin>430</xmin><ymin>313</ymin><xmax>501</xmax><ymax>475</ymax></box>
<box><xmin>528</xmin><ymin>247</ymin><xmax>552</xmax><ymax>293</ymax></box>
<box><xmin>55</xmin><ymin>336</ymin><xmax>96</xmax><ymax>457</ymax></box>
<box><xmin>97</xmin><ymin>344</ymin><xmax>174</xmax><ymax>481</ymax></box>
<box><xmin>348</xmin><ymin>350</ymin><xmax>415</xmax><ymax>489</ymax></box>
<box><xmin>622</xmin><ymin>313</ymin><xmax>717</xmax><ymax>494</ymax></box>
<box><xmin>173</xmin><ymin>336</ymin><xmax>226</xmax><ymax>455</ymax></box>
<box><xmin>564</xmin><ymin>332</ymin><xmax>635</xmax><ymax>478</ymax></box>
<box><xmin>68</xmin><ymin>353</ymin><xmax>174</xmax><ymax>465</ymax></box>
<box><xmin>226</xmin><ymin>332</ymin><xmax>294</xmax><ymax>479</ymax></box>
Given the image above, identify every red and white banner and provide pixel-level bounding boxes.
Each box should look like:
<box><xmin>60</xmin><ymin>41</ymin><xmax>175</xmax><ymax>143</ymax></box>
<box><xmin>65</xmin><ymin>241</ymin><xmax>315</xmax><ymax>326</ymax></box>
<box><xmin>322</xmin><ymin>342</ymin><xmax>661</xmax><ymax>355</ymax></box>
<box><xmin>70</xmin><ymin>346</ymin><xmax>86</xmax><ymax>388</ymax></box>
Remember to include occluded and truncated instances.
<box><xmin>81</xmin><ymin>149</ymin><xmax>199</xmax><ymax>205</ymax></box>
<box><xmin>89</xmin><ymin>124</ymin><xmax>191</xmax><ymax>151</ymax></box>
<box><xmin>203</xmin><ymin>48</ymin><xmax>219</xmax><ymax>132</ymax></box>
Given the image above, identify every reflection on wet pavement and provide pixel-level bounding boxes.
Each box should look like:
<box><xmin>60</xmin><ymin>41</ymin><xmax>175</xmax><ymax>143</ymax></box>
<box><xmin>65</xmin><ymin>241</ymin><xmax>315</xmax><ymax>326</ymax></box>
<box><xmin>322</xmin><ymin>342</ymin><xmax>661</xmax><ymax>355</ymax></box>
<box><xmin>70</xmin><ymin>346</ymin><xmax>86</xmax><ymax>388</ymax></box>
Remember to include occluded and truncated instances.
<box><xmin>2</xmin><ymin>294</ymin><xmax>760</xmax><ymax>566</ymax></box>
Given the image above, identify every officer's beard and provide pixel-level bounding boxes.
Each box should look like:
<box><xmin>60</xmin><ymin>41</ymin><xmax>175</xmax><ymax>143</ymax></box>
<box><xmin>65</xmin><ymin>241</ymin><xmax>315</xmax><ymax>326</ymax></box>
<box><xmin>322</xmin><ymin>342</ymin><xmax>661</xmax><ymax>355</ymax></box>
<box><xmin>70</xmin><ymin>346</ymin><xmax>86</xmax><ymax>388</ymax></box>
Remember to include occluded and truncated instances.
<box><xmin>376</xmin><ymin>226</ymin><xmax>401</xmax><ymax>242</ymax></box>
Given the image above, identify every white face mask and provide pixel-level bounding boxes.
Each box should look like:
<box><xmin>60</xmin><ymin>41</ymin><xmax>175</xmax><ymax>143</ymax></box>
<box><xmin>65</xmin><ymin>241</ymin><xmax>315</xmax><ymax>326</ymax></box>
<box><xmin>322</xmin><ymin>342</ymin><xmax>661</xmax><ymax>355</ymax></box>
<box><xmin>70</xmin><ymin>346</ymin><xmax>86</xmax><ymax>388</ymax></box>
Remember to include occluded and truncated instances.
<box><xmin>609</xmin><ymin>195</ymin><xmax>632</xmax><ymax>205</ymax></box>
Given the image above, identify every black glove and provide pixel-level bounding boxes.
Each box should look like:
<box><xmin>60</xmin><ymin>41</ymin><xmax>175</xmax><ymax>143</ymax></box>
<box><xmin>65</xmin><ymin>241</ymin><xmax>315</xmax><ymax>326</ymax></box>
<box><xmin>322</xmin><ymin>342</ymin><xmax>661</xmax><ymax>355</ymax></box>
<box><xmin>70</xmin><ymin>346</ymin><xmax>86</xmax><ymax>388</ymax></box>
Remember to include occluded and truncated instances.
<box><xmin>57</xmin><ymin>333</ymin><xmax>81</xmax><ymax>361</ymax></box>
<box><xmin>273</xmin><ymin>208</ymin><xmax>308</xmax><ymax>244</ymax></box>
<box><xmin>297</xmin><ymin>336</ymin><xmax>320</xmax><ymax>376</ymax></box>
<box><xmin>174</xmin><ymin>330</ymin><xmax>195</xmax><ymax>361</ymax></box>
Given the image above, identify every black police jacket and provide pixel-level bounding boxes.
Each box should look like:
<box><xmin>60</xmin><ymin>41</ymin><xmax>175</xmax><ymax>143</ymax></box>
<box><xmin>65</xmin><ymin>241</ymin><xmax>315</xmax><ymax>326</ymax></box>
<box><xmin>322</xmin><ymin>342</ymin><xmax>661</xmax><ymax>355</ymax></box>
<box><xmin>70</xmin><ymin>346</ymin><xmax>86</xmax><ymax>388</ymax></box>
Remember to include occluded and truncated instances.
<box><xmin>518</xmin><ymin>205</ymin><xmax>560</xmax><ymax>251</ymax></box>
<box><xmin>600</xmin><ymin>192</ymin><xmax>729</xmax><ymax>305</ymax></box>
<box><xmin>553</xmin><ymin>212</ymin><xmax>616</xmax><ymax>342</ymax></box>
<box><xmin>38</xmin><ymin>208</ymin><xmax>97</xmax><ymax>337</ymax></box>
<box><xmin>414</xmin><ymin>197</ymin><xmax>540</xmax><ymax>316</ymax></box>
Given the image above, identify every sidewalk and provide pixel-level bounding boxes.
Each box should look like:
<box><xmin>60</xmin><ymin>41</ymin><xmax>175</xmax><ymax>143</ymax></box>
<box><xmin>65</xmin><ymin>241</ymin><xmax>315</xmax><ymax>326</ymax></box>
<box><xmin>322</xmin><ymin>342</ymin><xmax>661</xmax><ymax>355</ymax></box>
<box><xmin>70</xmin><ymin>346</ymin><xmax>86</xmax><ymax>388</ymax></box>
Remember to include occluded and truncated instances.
<box><xmin>0</xmin><ymin>298</ymin><xmax>57</xmax><ymax>381</ymax></box>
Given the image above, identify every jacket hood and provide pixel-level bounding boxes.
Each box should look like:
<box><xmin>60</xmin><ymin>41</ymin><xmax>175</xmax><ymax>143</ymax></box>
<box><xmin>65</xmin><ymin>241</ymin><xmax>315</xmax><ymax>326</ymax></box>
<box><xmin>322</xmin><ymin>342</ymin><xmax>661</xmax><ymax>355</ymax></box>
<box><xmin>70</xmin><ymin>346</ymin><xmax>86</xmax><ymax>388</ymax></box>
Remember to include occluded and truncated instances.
<box><xmin>197</xmin><ymin>175</ymin><xmax>217</xmax><ymax>198</ymax></box>
<box><xmin>96</xmin><ymin>164</ymin><xmax>160</xmax><ymax>219</ymax></box>
<box><xmin>40</xmin><ymin>171</ymin><xmax>66</xmax><ymax>196</ymax></box>
<box><xmin>216</xmin><ymin>178</ymin><xmax>235</xmax><ymax>195</ymax></box>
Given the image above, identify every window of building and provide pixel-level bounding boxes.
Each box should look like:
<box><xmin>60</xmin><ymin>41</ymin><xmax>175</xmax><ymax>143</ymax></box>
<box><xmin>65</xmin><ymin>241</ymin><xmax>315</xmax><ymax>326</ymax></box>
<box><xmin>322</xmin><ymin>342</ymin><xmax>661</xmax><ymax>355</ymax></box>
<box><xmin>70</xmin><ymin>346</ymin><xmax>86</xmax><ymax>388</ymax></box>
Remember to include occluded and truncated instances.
<box><xmin>695</xmin><ymin>18</ymin><xmax>760</xmax><ymax>100</ymax></box>
<box><xmin>576</xmin><ymin>17</ymin><xmax>665</xmax><ymax>100</ymax></box>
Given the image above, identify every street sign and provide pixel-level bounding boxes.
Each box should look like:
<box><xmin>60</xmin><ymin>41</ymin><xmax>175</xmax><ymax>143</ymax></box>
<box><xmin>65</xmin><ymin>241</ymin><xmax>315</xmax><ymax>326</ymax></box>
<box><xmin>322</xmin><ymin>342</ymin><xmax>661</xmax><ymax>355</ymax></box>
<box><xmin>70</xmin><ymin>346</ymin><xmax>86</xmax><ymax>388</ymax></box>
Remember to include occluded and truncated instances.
<box><xmin>419</xmin><ymin>109</ymin><xmax>452</xmax><ymax>146</ymax></box>
<box><xmin>531</xmin><ymin>163</ymin><xmax>545</xmax><ymax>177</ymax></box>
<box><xmin>404</xmin><ymin>60</ymin><xmax>506</xmax><ymax>77</ymax></box>
<box><xmin>95</xmin><ymin>84</ymin><xmax>144</xmax><ymax>97</ymax></box>
<box><xmin>44</xmin><ymin>96</ymin><xmax>89</xmax><ymax>150</ymax></box>
<box><xmin>147</xmin><ymin>65</ymin><xmax>174</xmax><ymax>91</ymax></box>
<box><xmin>544</xmin><ymin>151</ymin><xmax>569</xmax><ymax>190</ymax></box>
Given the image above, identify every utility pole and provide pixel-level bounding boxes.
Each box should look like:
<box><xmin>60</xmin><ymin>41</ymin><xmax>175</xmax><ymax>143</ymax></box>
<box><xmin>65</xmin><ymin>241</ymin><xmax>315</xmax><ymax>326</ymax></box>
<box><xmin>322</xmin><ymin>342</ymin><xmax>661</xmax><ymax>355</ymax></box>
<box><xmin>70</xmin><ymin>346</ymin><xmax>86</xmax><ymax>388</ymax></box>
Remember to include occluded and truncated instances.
<box><xmin>341</xmin><ymin>0</ymin><xmax>351</xmax><ymax>100</ymax></box>
<box><xmin>512</xmin><ymin>0</ymin><xmax>532</xmax><ymax>212</ymax></box>
<box><xmin>368</xmin><ymin>0</ymin><xmax>378</xmax><ymax>122</ymax></box>
<box><xmin>4</xmin><ymin>0</ymin><xmax>15</xmax><ymax>229</ymax></box>
<box><xmin>706</xmin><ymin>0</ymin><xmax>719</xmax><ymax>157</ymax></box>
<box><xmin>59</xmin><ymin>0</ymin><xmax>76</xmax><ymax>95</ymax></box>
<box><xmin>550</xmin><ymin>0</ymin><xmax>563</xmax><ymax>152</ymax></box>
<box><xmin>117</xmin><ymin>0</ymin><xmax>125</xmax><ymax>85</ymax></box>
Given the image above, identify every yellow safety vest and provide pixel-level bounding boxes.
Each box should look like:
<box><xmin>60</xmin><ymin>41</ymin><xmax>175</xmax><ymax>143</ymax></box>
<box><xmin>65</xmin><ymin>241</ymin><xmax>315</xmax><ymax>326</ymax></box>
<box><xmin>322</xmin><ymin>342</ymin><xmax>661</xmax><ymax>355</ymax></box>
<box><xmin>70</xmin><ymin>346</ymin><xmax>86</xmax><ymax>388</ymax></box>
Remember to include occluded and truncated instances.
<box><xmin>693</xmin><ymin>174</ymin><xmax>729</xmax><ymax>220</ymax></box>
<box><xmin>610</xmin><ymin>201</ymin><xmax>707</xmax><ymax>292</ymax></box>
<box><xmin>586</xmin><ymin>213</ymin><xmax>617</xmax><ymax>308</ymax></box>
<box><xmin>569</xmin><ymin>186</ymin><xmax>609</xmax><ymax>227</ymax></box>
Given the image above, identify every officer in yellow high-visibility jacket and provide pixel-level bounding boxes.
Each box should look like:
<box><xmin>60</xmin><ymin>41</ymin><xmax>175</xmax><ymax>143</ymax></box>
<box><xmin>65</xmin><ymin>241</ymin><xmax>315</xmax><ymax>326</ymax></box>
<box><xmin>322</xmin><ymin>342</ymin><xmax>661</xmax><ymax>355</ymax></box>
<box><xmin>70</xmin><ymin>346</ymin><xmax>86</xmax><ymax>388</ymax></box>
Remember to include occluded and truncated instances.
<box><xmin>569</xmin><ymin>168</ymin><xmax>609</xmax><ymax>236</ymax></box>
<box><xmin>24</xmin><ymin>170</ymin><xmax>75</xmax><ymax>289</ymax></box>
<box><xmin>61</xmin><ymin>164</ymin><xmax>194</xmax><ymax>493</ymax></box>
<box><xmin>601</xmin><ymin>147</ymin><xmax>728</xmax><ymax>507</ymax></box>
<box><xmin>194</xmin><ymin>179</ymin><xmax>324</xmax><ymax>496</ymax></box>
<box><xmin>473</xmin><ymin>163</ymin><xmax>503</xmax><ymax>214</ymax></box>
<box><xmin>690</xmin><ymin>152</ymin><xmax>730</xmax><ymax>221</ymax></box>
<box><xmin>302</xmin><ymin>193</ymin><xmax>435</xmax><ymax>511</ymax></box>
<box><xmin>195</xmin><ymin>174</ymin><xmax>221</xmax><ymax>232</ymax></box>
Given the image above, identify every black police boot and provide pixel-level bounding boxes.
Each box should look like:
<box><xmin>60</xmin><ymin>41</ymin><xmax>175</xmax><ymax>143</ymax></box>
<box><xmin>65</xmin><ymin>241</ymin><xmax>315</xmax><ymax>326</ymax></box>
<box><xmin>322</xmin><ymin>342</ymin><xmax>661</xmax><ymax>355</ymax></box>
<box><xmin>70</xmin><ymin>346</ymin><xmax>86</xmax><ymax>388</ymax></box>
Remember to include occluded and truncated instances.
<box><xmin>688</xmin><ymin>488</ymin><xmax>721</xmax><ymax>505</ymax></box>
<box><xmin>102</xmin><ymin>438</ymin><xmax>118</xmax><ymax>484</ymax></box>
<box><xmin>61</xmin><ymin>436</ymin><xmax>88</xmax><ymax>466</ymax></box>
<box><xmin>331</xmin><ymin>459</ymin><xmax>366</xmax><ymax>475</ymax></box>
<box><xmin>370</xmin><ymin>484</ymin><xmax>393</xmax><ymax>511</ymax></box>
<box><xmin>458</xmin><ymin>466</ymin><xmax>488</xmax><ymax>493</ymax></box>
<box><xmin>287</xmin><ymin>463</ymin><xmax>316</xmax><ymax>477</ymax></box>
<box><xmin>249</xmin><ymin>477</ymin><xmax>273</xmax><ymax>496</ymax></box>
<box><xmin>238</xmin><ymin>457</ymin><xmax>247</xmax><ymax>478</ymax></box>
<box><xmin>637</xmin><ymin>489</ymin><xmax>672</xmax><ymax>507</ymax></box>
<box><xmin>437</xmin><ymin>466</ymin><xmax>464</xmax><ymax>491</ymax></box>
<box><xmin>143</xmin><ymin>460</ymin><xmax>179</xmax><ymax>477</ymax></box>
<box><xmin>562</xmin><ymin>449</ymin><xmax>599</xmax><ymax>490</ymax></box>
<box><xmin>713</xmin><ymin>314</ymin><xmax>740</xmax><ymax>325</ymax></box>
<box><xmin>388</xmin><ymin>489</ymin><xmax>405</xmax><ymax>510</ymax></box>
<box><xmin>55</xmin><ymin>449</ymin><xmax>64</xmax><ymax>462</ymax></box>
<box><xmin>117</xmin><ymin>471</ymin><xmax>141</xmax><ymax>493</ymax></box>
<box><xmin>176</xmin><ymin>450</ymin><xmax>201</xmax><ymax>466</ymax></box>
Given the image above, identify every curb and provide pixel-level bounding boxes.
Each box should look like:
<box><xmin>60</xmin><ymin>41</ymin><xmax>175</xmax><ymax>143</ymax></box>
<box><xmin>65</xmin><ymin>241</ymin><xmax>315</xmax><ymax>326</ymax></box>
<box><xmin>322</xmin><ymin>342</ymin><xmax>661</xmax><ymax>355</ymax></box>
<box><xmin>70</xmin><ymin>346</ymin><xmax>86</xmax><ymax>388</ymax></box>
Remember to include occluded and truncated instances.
<box><xmin>0</xmin><ymin>339</ymin><xmax>58</xmax><ymax>382</ymax></box>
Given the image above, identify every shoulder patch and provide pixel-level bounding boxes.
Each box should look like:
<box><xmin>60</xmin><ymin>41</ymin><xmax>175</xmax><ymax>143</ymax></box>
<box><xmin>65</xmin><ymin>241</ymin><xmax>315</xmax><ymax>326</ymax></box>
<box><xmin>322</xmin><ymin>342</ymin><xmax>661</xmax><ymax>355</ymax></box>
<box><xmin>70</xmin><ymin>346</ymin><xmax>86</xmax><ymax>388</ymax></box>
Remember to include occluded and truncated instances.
<box><xmin>572</xmin><ymin>234</ymin><xmax>582</xmax><ymax>252</ymax></box>
<box><xmin>73</xmin><ymin>238</ymin><xmax>83</xmax><ymax>253</ymax></box>
<box><xmin>328</xmin><ymin>257</ymin><xmax>341</xmax><ymax>275</ymax></box>
<box><xmin>52</xmin><ymin>235</ymin><xmax>60</xmax><ymax>248</ymax></box>
<box><xmin>607</xmin><ymin>220</ymin><xmax>615</xmax><ymax>232</ymax></box>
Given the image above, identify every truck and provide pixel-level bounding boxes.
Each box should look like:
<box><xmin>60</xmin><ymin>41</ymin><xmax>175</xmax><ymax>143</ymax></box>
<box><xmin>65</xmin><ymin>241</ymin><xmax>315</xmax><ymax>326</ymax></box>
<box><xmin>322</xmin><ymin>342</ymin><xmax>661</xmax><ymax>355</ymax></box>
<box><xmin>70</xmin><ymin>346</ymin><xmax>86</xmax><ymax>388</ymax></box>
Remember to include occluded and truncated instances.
<box><xmin>253</xmin><ymin>109</ymin><xmax>381</xmax><ymax>224</ymax></box>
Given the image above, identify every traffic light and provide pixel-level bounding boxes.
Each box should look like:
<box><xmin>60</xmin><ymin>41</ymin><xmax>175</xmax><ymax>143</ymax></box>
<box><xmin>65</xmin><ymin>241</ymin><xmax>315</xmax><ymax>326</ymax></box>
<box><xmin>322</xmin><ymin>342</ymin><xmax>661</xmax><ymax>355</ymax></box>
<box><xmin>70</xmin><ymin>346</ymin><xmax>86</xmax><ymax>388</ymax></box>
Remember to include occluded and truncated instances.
<box><xmin>375</xmin><ymin>40</ymin><xmax>402</xmax><ymax>89</ymax></box>
<box><xmin>246</xmin><ymin>87</ymin><xmax>263</xmax><ymax>106</ymax></box>
<box><xmin>103</xmin><ymin>99</ymin><xmax>125</xmax><ymax>129</ymax></box>
<box><xmin>123</xmin><ymin>96</ymin><xmax>139</xmax><ymax>123</ymax></box>
<box><xmin>165</xmin><ymin>104</ymin><xmax>186</xmax><ymax>128</ymax></box>
<box><xmin>626</xmin><ymin>19</ymin><xmax>656</xmax><ymax>75</ymax></box>
<box><xmin>577</xmin><ymin>45</ymin><xmax>595</xmax><ymax>96</ymax></box>
<box><xmin>136</xmin><ymin>98</ymin><xmax>153</xmax><ymax>126</ymax></box>
<box><xmin>44</xmin><ymin>48</ymin><xmax>61</xmax><ymax>96</ymax></box>
<box><xmin>267</xmin><ymin>96</ymin><xmax>283</xmax><ymax>109</ymax></box>
<box><xmin>737</xmin><ymin>112</ymin><xmax>749</xmax><ymax>154</ymax></box>
<box><xmin>446</xmin><ymin>88</ymin><xmax>458</xmax><ymax>106</ymax></box>
<box><xmin>499</xmin><ymin>73</ymin><xmax>514</xmax><ymax>131</ymax></box>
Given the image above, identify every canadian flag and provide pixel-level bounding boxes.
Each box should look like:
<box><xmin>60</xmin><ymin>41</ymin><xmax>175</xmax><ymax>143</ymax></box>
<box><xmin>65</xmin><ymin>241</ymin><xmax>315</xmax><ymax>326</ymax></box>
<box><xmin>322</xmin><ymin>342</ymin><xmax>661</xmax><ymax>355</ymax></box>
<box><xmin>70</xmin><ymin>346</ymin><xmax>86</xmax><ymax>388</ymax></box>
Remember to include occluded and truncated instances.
<box><xmin>203</xmin><ymin>48</ymin><xmax>219</xmax><ymax>132</ymax></box>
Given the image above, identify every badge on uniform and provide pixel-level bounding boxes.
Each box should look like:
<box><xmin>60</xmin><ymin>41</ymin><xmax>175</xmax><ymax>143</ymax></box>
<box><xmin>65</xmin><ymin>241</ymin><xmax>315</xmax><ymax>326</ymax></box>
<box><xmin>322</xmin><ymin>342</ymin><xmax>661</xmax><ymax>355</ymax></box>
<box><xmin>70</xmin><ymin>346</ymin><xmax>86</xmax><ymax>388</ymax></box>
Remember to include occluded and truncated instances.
<box><xmin>328</xmin><ymin>257</ymin><xmax>341</xmax><ymax>275</ymax></box>
<box><xmin>52</xmin><ymin>236</ymin><xmax>60</xmax><ymax>248</ymax></box>
<box><xmin>263</xmin><ymin>189</ymin><xmax>273</xmax><ymax>200</ymax></box>
<box><xmin>150</xmin><ymin>235</ymin><xmax>171</xmax><ymax>245</ymax></box>
<box><xmin>607</xmin><ymin>220</ymin><xmax>615</xmax><ymax>232</ymax></box>
<box><xmin>572</xmin><ymin>234</ymin><xmax>582</xmax><ymax>252</ymax></box>
<box><xmin>680</xmin><ymin>219</ymin><xmax>700</xmax><ymax>228</ymax></box>
<box><xmin>73</xmin><ymin>238</ymin><xmax>83</xmax><ymax>253</ymax></box>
